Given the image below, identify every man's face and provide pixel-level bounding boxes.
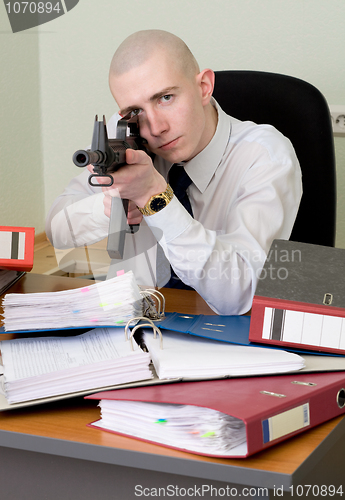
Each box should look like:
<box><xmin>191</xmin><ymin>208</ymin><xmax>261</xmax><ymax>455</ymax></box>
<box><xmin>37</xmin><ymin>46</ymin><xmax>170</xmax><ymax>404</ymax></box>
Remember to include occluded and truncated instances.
<box><xmin>109</xmin><ymin>52</ymin><xmax>212</xmax><ymax>163</ymax></box>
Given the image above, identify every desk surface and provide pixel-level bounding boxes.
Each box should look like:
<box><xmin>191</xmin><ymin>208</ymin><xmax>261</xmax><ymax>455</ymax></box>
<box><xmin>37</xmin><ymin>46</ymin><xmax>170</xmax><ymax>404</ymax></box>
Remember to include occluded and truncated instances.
<box><xmin>0</xmin><ymin>273</ymin><xmax>344</xmax><ymax>492</ymax></box>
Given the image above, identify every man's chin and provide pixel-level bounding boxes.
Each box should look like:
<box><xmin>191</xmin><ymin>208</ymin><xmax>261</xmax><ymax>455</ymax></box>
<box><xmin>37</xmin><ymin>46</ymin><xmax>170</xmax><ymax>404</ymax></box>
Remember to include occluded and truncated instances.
<box><xmin>153</xmin><ymin>147</ymin><xmax>186</xmax><ymax>164</ymax></box>
<box><xmin>158</xmin><ymin>153</ymin><xmax>184</xmax><ymax>164</ymax></box>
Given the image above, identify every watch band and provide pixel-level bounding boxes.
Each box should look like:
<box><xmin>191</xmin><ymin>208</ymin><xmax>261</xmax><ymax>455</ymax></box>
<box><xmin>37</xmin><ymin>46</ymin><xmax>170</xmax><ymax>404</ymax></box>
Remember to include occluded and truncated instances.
<box><xmin>137</xmin><ymin>184</ymin><xmax>174</xmax><ymax>216</ymax></box>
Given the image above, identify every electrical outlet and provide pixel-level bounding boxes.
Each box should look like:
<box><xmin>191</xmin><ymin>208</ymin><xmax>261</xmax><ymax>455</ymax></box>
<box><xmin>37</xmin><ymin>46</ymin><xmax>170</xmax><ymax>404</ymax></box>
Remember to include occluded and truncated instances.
<box><xmin>329</xmin><ymin>105</ymin><xmax>345</xmax><ymax>136</ymax></box>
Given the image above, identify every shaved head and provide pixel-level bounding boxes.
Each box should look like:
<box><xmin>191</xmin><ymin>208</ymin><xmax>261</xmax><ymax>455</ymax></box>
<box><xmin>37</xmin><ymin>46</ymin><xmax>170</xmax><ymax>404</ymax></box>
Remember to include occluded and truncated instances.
<box><xmin>109</xmin><ymin>30</ymin><xmax>200</xmax><ymax>81</ymax></box>
<box><xmin>108</xmin><ymin>30</ymin><xmax>217</xmax><ymax>163</ymax></box>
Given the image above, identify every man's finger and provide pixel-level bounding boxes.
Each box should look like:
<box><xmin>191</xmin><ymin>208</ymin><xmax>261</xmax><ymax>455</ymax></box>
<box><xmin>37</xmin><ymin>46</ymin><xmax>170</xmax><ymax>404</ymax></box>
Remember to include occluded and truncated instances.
<box><xmin>126</xmin><ymin>148</ymin><xmax>149</xmax><ymax>165</ymax></box>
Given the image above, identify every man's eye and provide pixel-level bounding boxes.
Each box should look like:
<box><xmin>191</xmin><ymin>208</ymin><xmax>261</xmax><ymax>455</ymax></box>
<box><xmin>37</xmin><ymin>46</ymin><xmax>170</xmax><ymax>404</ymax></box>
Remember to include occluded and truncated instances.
<box><xmin>130</xmin><ymin>109</ymin><xmax>142</xmax><ymax>117</ymax></box>
<box><xmin>160</xmin><ymin>95</ymin><xmax>172</xmax><ymax>103</ymax></box>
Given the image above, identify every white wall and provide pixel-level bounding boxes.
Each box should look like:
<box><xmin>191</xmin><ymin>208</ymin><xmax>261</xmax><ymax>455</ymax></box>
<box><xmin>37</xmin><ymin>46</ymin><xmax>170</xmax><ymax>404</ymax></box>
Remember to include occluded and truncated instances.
<box><xmin>0</xmin><ymin>10</ymin><xmax>44</xmax><ymax>231</ymax></box>
<box><xmin>1</xmin><ymin>0</ymin><xmax>345</xmax><ymax>245</ymax></box>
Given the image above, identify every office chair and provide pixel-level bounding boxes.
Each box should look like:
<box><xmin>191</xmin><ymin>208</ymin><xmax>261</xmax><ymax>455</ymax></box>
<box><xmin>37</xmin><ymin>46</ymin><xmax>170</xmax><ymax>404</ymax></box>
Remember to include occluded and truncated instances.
<box><xmin>213</xmin><ymin>70</ymin><xmax>337</xmax><ymax>247</ymax></box>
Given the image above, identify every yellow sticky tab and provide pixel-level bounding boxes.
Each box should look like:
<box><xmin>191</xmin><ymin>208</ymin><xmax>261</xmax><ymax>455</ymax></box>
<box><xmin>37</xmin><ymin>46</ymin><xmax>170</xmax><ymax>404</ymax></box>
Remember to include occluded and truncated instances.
<box><xmin>201</xmin><ymin>431</ymin><xmax>216</xmax><ymax>438</ymax></box>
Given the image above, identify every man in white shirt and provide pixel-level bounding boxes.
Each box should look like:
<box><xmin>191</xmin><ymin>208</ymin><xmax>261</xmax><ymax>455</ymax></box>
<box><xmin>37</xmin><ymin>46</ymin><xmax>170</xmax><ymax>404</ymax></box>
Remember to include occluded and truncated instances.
<box><xmin>46</xmin><ymin>30</ymin><xmax>302</xmax><ymax>315</ymax></box>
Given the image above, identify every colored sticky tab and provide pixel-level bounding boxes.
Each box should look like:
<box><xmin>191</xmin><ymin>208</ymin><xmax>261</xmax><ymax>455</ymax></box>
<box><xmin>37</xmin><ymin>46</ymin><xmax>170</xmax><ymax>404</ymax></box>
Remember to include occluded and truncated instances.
<box><xmin>116</xmin><ymin>270</ymin><xmax>125</xmax><ymax>276</ymax></box>
<box><xmin>155</xmin><ymin>419</ymin><xmax>167</xmax><ymax>424</ymax></box>
<box><xmin>81</xmin><ymin>287</ymin><xmax>90</xmax><ymax>293</ymax></box>
<box><xmin>201</xmin><ymin>431</ymin><xmax>216</xmax><ymax>438</ymax></box>
<box><xmin>0</xmin><ymin>226</ymin><xmax>35</xmax><ymax>272</ymax></box>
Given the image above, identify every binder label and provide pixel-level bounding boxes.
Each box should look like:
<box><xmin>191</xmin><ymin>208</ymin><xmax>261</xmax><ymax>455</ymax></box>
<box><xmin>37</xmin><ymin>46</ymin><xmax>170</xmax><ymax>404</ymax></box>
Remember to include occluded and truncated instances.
<box><xmin>262</xmin><ymin>403</ymin><xmax>310</xmax><ymax>443</ymax></box>
<box><xmin>262</xmin><ymin>307</ymin><xmax>345</xmax><ymax>350</ymax></box>
<box><xmin>0</xmin><ymin>231</ymin><xmax>26</xmax><ymax>260</ymax></box>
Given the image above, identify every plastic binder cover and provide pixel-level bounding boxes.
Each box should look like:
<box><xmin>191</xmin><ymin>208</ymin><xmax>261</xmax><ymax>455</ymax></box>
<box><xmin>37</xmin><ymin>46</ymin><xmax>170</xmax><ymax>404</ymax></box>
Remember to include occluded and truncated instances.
<box><xmin>249</xmin><ymin>240</ymin><xmax>345</xmax><ymax>355</ymax></box>
<box><xmin>86</xmin><ymin>372</ymin><xmax>345</xmax><ymax>458</ymax></box>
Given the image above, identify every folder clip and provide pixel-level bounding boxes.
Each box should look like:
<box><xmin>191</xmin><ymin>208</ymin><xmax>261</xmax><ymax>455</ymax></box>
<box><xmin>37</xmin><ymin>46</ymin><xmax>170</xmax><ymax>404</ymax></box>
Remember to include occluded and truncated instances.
<box><xmin>122</xmin><ymin>289</ymin><xmax>166</xmax><ymax>351</ymax></box>
<box><xmin>140</xmin><ymin>289</ymin><xmax>165</xmax><ymax>321</ymax></box>
<box><xmin>124</xmin><ymin>317</ymin><xmax>163</xmax><ymax>351</ymax></box>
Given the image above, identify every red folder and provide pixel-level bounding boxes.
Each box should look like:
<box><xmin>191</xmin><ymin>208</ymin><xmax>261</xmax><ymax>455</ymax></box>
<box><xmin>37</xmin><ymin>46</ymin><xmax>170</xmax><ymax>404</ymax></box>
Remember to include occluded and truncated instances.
<box><xmin>249</xmin><ymin>239</ymin><xmax>345</xmax><ymax>355</ymax></box>
<box><xmin>86</xmin><ymin>372</ymin><xmax>345</xmax><ymax>458</ymax></box>
<box><xmin>0</xmin><ymin>226</ymin><xmax>35</xmax><ymax>272</ymax></box>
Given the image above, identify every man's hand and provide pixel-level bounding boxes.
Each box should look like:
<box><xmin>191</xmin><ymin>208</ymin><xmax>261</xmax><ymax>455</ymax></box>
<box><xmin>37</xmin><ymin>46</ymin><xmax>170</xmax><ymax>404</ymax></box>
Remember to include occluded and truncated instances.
<box><xmin>88</xmin><ymin>148</ymin><xmax>167</xmax><ymax>219</ymax></box>
<box><xmin>103</xmin><ymin>195</ymin><xmax>143</xmax><ymax>225</ymax></box>
<box><xmin>104</xmin><ymin>149</ymin><xmax>167</xmax><ymax>207</ymax></box>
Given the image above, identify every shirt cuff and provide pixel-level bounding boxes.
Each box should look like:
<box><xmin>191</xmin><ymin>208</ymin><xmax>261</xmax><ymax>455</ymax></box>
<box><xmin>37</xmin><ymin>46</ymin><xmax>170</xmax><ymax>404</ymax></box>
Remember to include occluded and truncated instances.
<box><xmin>143</xmin><ymin>196</ymin><xmax>193</xmax><ymax>244</ymax></box>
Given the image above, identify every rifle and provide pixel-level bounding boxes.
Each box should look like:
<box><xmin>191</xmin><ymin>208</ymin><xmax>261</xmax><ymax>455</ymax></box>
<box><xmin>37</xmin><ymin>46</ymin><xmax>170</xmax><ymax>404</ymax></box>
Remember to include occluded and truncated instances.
<box><xmin>73</xmin><ymin>114</ymin><xmax>147</xmax><ymax>259</ymax></box>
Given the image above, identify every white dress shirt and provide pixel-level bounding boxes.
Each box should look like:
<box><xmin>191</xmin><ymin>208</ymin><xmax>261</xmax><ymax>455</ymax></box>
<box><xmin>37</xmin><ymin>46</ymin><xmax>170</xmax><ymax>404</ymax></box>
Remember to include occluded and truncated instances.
<box><xmin>46</xmin><ymin>100</ymin><xmax>302</xmax><ymax>315</ymax></box>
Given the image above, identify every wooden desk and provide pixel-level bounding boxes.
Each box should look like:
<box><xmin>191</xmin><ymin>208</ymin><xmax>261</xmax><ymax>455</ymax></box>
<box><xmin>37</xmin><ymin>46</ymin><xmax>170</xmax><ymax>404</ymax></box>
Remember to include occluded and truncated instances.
<box><xmin>0</xmin><ymin>274</ymin><xmax>344</xmax><ymax>500</ymax></box>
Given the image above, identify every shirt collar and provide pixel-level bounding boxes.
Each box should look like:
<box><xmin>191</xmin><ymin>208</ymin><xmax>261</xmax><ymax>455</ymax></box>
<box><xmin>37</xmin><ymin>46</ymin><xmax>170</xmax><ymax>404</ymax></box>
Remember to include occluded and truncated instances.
<box><xmin>183</xmin><ymin>99</ymin><xmax>232</xmax><ymax>193</ymax></box>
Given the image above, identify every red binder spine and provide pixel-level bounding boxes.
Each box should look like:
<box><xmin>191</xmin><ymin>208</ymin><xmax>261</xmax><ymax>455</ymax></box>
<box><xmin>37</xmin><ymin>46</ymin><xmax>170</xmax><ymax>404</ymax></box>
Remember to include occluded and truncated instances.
<box><xmin>0</xmin><ymin>226</ymin><xmax>35</xmax><ymax>272</ymax></box>
<box><xmin>245</xmin><ymin>380</ymin><xmax>345</xmax><ymax>456</ymax></box>
<box><xmin>249</xmin><ymin>295</ymin><xmax>345</xmax><ymax>355</ymax></box>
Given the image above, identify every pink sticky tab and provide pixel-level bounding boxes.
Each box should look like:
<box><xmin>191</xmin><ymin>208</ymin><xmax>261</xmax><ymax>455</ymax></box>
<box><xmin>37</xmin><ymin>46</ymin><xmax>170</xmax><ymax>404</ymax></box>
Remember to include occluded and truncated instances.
<box><xmin>116</xmin><ymin>270</ymin><xmax>125</xmax><ymax>276</ymax></box>
<box><xmin>81</xmin><ymin>287</ymin><xmax>90</xmax><ymax>293</ymax></box>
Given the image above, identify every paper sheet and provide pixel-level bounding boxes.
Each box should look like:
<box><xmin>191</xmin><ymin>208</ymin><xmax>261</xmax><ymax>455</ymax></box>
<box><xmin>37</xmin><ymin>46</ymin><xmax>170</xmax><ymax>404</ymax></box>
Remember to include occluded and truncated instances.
<box><xmin>143</xmin><ymin>329</ymin><xmax>305</xmax><ymax>379</ymax></box>
<box><xmin>1</xmin><ymin>270</ymin><xmax>143</xmax><ymax>331</ymax></box>
<box><xmin>1</xmin><ymin>328</ymin><xmax>152</xmax><ymax>404</ymax></box>
<box><xmin>1</xmin><ymin>328</ymin><xmax>142</xmax><ymax>382</ymax></box>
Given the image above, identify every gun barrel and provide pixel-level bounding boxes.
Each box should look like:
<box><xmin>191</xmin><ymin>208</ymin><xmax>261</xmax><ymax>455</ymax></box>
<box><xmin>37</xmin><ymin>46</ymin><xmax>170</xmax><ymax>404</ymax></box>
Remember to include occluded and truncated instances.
<box><xmin>72</xmin><ymin>149</ymin><xmax>104</xmax><ymax>168</ymax></box>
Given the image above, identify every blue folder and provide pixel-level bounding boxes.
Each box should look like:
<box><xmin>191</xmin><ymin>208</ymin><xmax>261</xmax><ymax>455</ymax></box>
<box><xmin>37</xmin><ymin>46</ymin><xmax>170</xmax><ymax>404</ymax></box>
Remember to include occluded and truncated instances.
<box><xmin>156</xmin><ymin>312</ymin><xmax>252</xmax><ymax>344</ymax></box>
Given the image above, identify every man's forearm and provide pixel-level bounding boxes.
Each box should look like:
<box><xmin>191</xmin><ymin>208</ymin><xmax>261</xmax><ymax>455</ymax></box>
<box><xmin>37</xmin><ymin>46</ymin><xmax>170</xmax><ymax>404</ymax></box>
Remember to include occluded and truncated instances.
<box><xmin>46</xmin><ymin>192</ymin><xmax>109</xmax><ymax>249</ymax></box>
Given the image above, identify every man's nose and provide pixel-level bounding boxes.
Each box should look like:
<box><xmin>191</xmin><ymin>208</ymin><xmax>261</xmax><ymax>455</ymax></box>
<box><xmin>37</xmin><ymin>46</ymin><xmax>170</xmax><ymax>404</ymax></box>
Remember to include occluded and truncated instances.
<box><xmin>146</xmin><ymin>110</ymin><xmax>168</xmax><ymax>137</ymax></box>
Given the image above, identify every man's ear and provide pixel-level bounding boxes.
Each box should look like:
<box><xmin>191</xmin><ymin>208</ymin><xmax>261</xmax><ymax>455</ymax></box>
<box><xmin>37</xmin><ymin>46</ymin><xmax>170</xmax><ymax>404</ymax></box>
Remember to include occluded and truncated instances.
<box><xmin>196</xmin><ymin>68</ymin><xmax>215</xmax><ymax>106</ymax></box>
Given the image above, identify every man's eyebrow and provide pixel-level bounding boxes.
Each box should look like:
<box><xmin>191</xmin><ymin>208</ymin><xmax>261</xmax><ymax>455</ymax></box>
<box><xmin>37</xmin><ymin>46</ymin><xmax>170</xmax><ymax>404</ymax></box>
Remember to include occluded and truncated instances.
<box><xmin>119</xmin><ymin>86</ymin><xmax>179</xmax><ymax>116</ymax></box>
<box><xmin>149</xmin><ymin>86</ymin><xmax>179</xmax><ymax>101</ymax></box>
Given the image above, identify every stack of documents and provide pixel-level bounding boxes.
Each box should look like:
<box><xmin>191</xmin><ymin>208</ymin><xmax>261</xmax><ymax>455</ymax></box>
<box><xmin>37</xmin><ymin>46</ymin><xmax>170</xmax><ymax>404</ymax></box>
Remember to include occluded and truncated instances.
<box><xmin>0</xmin><ymin>328</ymin><xmax>152</xmax><ymax>404</ymax></box>
<box><xmin>0</xmin><ymin>325</ymin><xmax>305</xmax><ymax>408</ymax></box>
<box><xmin>92</xmin><ymin>400</ymin><xmax>247</xmax><ymax>456</ymax></box>
<box><xmin>87</xmin><ymin>372</ymin><xmax>345</xmax><ymax>457</ymax></box>
<box><xmin>142</xmin><ymin>330</ymin><xmax>305</xmax><ymax>379</ymax></box>
<box><xmin>1</xmin><ymin>271</ymin><xmax>143</xmax><ymax>331</ymax></box>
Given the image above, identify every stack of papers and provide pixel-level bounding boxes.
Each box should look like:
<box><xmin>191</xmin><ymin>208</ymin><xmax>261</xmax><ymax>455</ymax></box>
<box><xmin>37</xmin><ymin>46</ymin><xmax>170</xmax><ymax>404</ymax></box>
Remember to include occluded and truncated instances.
<box><xmin>91</xmin><ymin>400</ymin><xmax>247</xmax><ymax>456</ymax></box>
<box><xmin>87</xmin><ymin>371</ymin><xmax>345</xmax><ymax>458</ymax></box>
<box><xmin>143</xmin><ymin>330</ymin><xmax>305</xmax><ymax>379</ymax></box>
<box><xmin>0</xmin><ymin>328</ymin><xmax>152</xmax><ymax>404</ymax></box>
<box><xmin>1</xmin><ymin>271</ymin><xmax>143</xmax><ymax>331</ymax></box>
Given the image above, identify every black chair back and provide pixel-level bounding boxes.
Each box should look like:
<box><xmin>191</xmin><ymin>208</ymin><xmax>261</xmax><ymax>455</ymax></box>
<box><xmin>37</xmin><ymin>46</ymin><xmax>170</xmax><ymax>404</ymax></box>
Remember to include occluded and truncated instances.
<box><xmin>213</xmin><ymin>70</ymin><xmax>336</xmax><ymax>246</ymax></box>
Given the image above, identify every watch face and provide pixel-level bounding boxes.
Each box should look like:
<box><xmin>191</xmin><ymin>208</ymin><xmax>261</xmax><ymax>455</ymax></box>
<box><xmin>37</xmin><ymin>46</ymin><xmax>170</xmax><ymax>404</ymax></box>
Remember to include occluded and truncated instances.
<box><xmin>150</xmin><ymin>197</ymin><xmax>167</xmax><ymax>212</ymax></box>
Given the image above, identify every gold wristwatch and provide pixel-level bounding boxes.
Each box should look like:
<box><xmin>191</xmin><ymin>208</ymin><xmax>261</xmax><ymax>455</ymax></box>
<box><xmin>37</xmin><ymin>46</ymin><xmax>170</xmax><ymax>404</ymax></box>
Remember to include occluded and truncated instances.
<box><xmin>137</xmin><ymin>184</ymin><xmax>174</xmax><ymax>216</ymax></box>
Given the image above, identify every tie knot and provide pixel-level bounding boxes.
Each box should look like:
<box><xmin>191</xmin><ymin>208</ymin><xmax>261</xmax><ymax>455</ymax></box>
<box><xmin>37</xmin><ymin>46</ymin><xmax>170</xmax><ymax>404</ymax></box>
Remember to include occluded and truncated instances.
<box><xmin>168</xmin><ymin>163</ymin><xmax>193</xmax><ymax>196</ymax></box>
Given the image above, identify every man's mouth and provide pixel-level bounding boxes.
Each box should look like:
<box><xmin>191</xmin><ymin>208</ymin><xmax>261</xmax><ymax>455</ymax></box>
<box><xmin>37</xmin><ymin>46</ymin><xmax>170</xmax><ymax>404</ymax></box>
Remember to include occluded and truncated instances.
<box><xmin>158</xmin><ymin>137</ymin><xmax>180</xmax><ymax>151</ymax></box>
